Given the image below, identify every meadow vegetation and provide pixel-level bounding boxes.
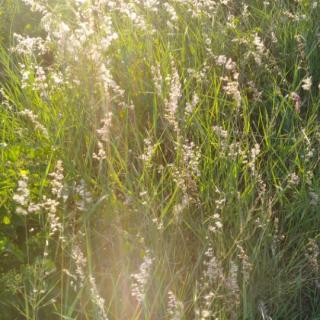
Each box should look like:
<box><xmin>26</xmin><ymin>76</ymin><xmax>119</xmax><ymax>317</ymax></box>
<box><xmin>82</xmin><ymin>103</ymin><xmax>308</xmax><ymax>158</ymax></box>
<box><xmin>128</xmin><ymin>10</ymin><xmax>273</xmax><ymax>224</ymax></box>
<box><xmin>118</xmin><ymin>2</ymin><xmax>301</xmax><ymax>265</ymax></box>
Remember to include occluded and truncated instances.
<box><xmin>1</xmin><ymin>0</ymin><xmax>320</xmax><ymax>319</ymax></box>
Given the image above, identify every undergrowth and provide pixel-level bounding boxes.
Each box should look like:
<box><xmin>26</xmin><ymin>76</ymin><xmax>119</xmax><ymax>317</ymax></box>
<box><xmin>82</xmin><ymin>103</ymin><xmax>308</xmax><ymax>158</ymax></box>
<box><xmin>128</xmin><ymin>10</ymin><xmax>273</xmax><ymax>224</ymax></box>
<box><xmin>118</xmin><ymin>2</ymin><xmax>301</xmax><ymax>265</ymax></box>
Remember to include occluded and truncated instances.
<box><xmin>1</xmin><ymin>0</ymin><xmax>320</xmax><ymax>319</ymax></box>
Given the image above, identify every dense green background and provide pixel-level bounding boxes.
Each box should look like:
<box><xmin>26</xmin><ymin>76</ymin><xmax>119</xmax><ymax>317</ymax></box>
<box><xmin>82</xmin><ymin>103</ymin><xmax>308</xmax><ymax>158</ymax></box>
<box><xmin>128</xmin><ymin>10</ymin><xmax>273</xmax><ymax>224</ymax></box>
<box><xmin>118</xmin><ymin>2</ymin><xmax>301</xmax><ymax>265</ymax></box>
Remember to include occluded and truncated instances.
<box><xmin>1</xmin><ymin>1</ymin><xmax>320</xmax><ymax>319</ymax></box>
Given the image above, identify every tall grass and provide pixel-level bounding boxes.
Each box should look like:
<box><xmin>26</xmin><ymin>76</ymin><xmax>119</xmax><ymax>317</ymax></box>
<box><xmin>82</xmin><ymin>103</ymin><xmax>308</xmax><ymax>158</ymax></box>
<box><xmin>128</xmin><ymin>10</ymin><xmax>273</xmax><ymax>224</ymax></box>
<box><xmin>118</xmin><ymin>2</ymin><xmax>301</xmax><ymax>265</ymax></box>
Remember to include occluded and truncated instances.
<box><xmin>1</xmin><ymin>0</ymin><xmax>320</xmax><ymax>319</ymax></box>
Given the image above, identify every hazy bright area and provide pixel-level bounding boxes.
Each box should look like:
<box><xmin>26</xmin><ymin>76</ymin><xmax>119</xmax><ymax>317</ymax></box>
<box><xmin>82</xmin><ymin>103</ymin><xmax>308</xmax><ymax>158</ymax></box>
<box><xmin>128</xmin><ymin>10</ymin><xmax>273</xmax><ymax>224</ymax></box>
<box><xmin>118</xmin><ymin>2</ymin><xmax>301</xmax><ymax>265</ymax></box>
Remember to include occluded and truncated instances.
<box><xmin>1</xmin><ymin>0</ymin><xmax>320</xmax><ymax>319</ymax></box>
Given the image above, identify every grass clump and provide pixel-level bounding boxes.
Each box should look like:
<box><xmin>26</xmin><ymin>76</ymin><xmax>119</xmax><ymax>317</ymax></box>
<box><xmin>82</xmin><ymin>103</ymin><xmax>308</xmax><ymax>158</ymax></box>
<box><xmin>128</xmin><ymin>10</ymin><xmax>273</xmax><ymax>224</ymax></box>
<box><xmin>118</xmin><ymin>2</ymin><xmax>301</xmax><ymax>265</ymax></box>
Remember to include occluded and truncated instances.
<box><xmin>1</xmin><ymin>0</ymin><xmax>320</xmax><ymax>319</ymax></box>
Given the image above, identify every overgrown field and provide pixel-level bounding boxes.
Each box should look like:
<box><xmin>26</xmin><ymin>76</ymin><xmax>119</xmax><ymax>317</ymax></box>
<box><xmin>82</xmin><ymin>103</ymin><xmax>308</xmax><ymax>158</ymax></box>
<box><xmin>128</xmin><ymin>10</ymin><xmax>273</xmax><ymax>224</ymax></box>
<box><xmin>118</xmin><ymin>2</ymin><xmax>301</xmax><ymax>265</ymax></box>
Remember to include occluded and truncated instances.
<box><xmin>1</xmin><ymin>0</ymin><xmax>320</xmax><ymax>319</ymax></box>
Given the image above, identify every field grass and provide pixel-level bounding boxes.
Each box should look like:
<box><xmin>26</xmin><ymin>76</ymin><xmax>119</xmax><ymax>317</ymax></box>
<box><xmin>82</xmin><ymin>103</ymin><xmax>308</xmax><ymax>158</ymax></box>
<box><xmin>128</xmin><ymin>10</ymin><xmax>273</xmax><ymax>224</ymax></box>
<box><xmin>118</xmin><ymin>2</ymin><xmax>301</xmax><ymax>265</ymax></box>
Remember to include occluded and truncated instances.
<box><xmin>1</xmin><ymin>0</ymin><xmax>320</xmax><ymax>319</ymax></box>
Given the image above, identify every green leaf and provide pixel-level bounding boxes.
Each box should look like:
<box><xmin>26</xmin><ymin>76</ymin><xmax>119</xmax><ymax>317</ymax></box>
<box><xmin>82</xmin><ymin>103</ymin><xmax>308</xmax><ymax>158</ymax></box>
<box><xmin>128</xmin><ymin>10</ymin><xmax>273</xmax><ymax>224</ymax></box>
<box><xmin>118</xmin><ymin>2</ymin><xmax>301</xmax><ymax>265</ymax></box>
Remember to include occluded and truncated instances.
<box><xmin>2</xmin><ymin>215</ymin><xmax>10</xmax><ymax>224</ymax></box>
